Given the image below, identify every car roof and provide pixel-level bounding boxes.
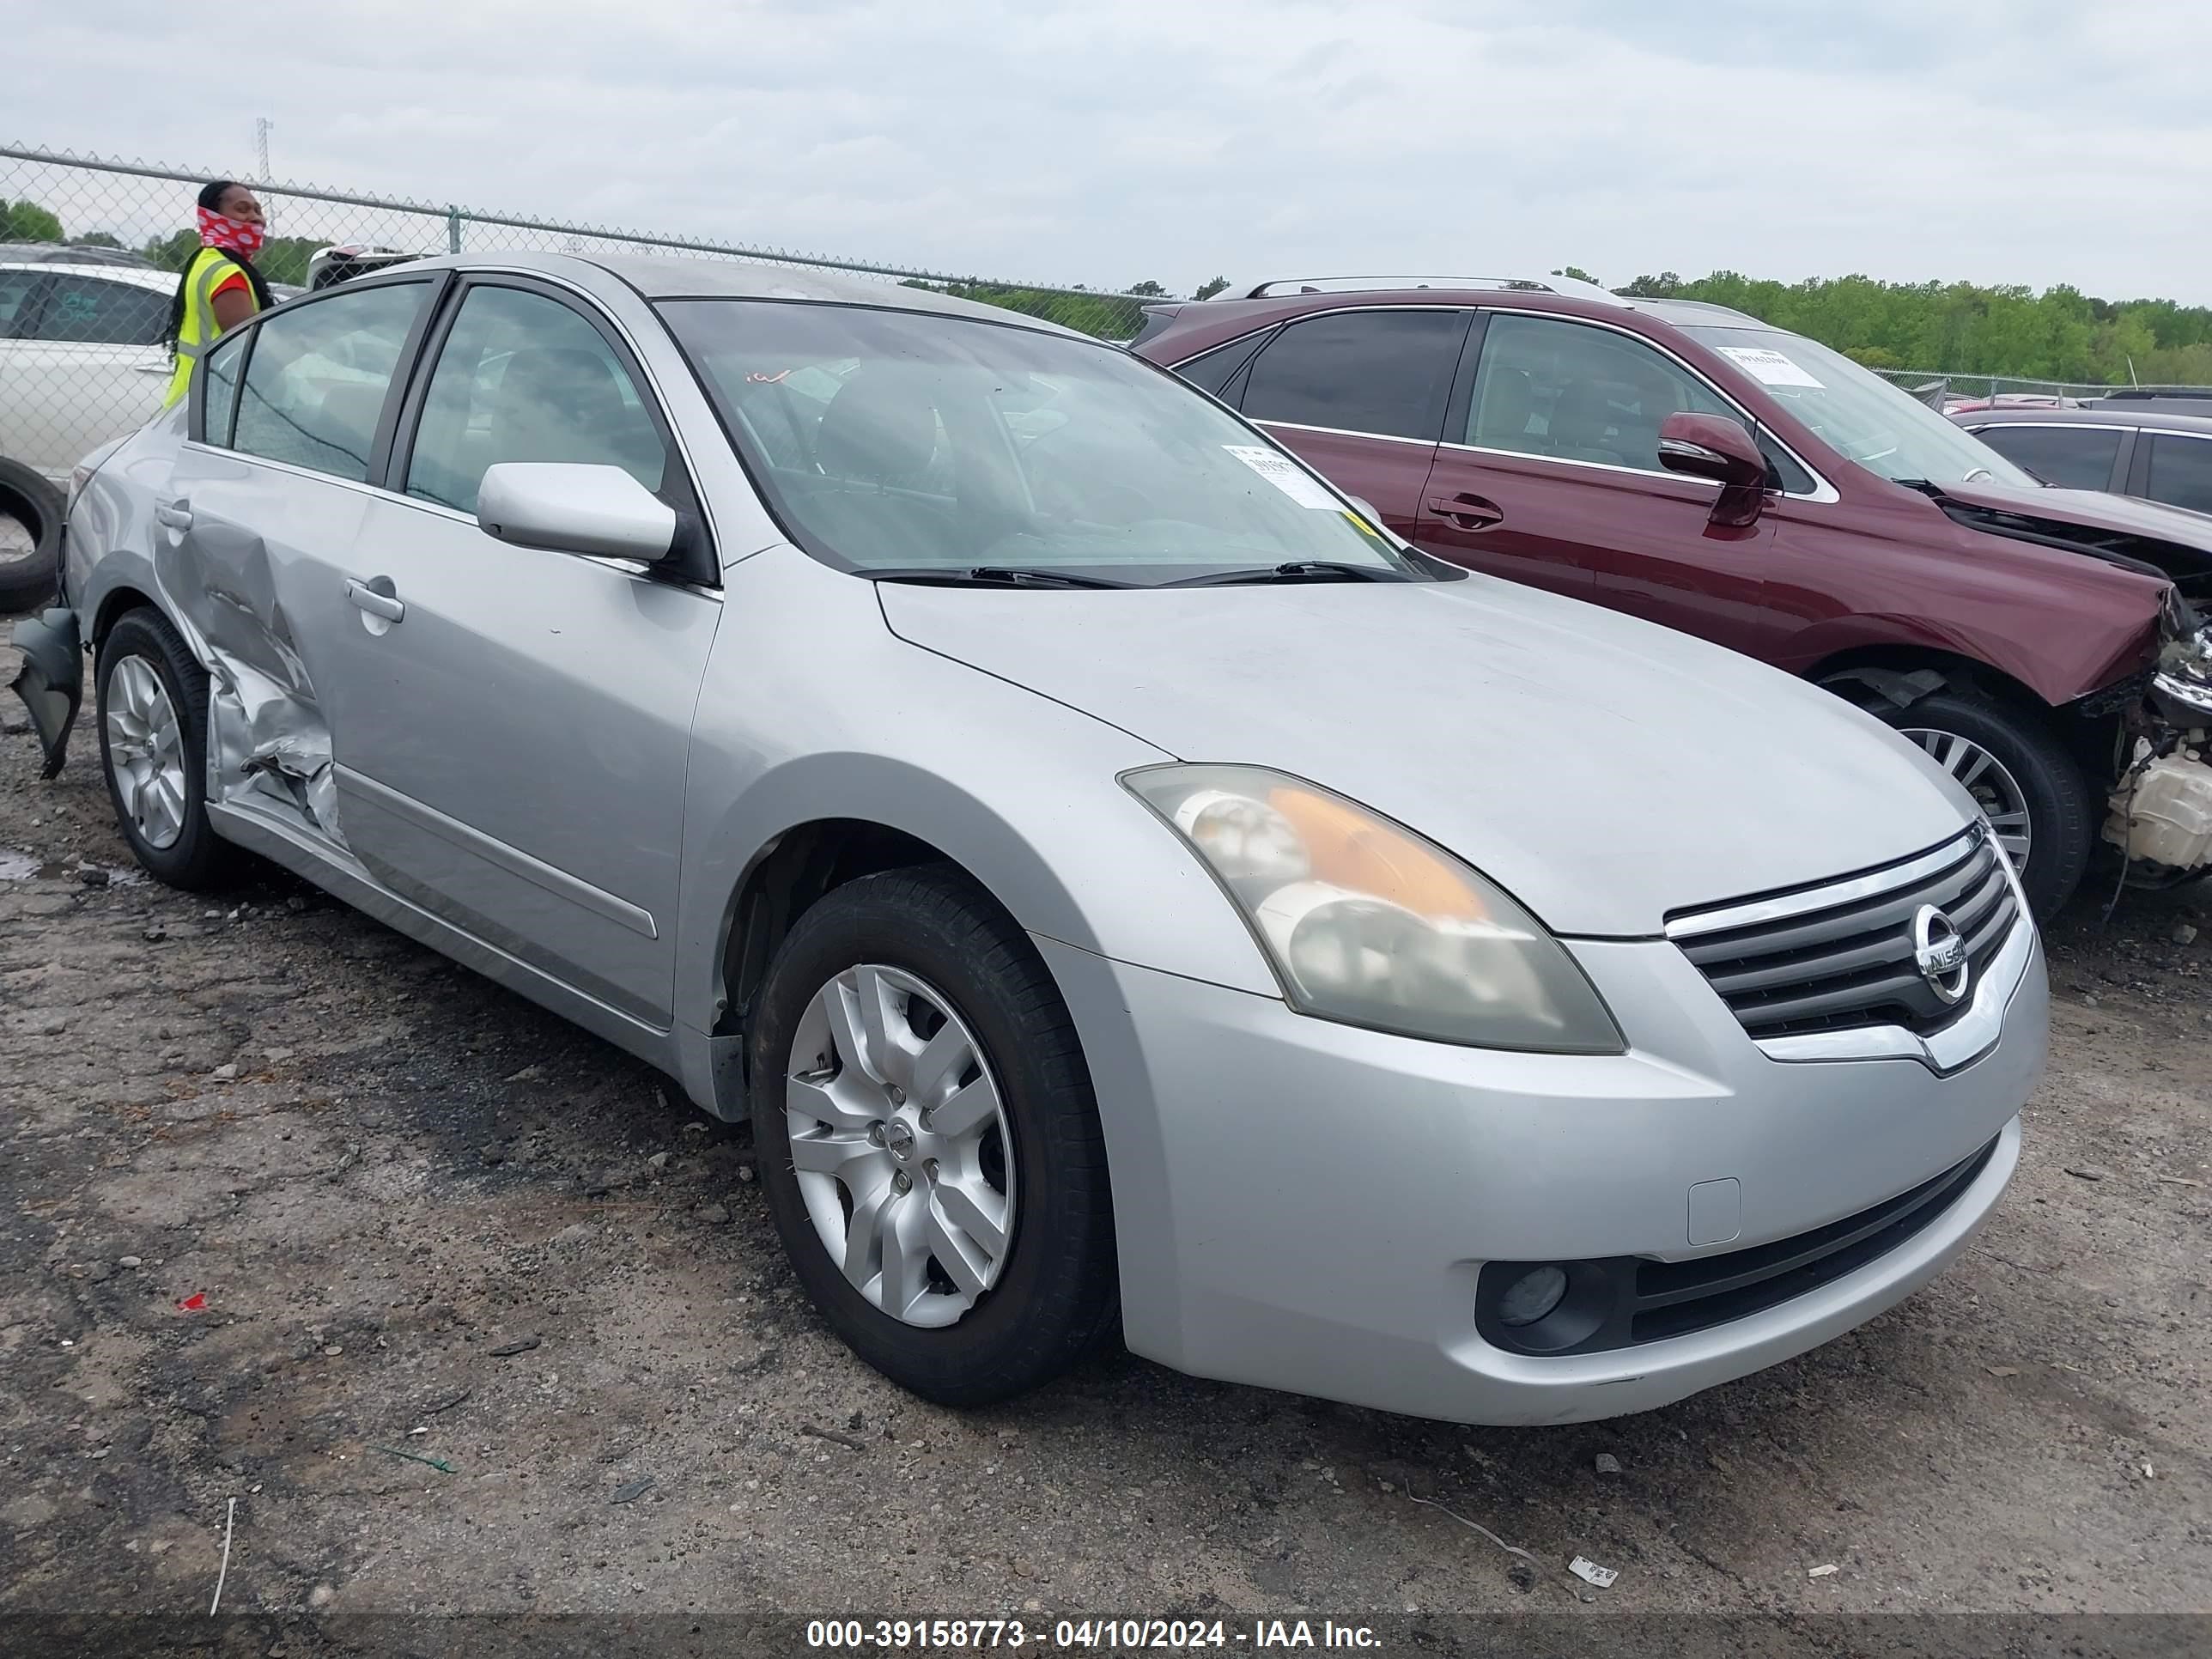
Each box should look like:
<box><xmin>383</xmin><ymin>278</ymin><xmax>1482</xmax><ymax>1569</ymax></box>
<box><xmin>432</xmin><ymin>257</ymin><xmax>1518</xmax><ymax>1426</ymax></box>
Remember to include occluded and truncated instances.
<box><xmin>383</xmin><ymin>251</ymin><xmax>1090</xmax><ymax>338</ymax></box>
<box><xmin>1622</xmin><ymin>297</ymin><xmax>1774</xmax><ymax>330</ymax></box>
<box><xmin>0</xmin><ymin>258</ymin><xmax>176</xmax><ymax>289</ymax></box>
<box><xmin>0</xmin><ymin>241</ymin><xmax>157</xmax><ymax>269</ymax></box>
<box><xmin>1955</xmin><ymin>404</ymin><xmax>2212</xmax><ymax>435</ymax></box>
<box><xmin>1146</xmin><ymin>283</ymin><xmax>1773</xmax><ymax>356</ymax></box>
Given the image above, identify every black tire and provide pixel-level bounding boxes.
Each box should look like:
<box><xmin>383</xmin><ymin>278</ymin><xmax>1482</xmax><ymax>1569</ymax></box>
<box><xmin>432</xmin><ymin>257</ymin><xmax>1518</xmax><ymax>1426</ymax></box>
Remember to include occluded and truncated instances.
<box><xmin>749</xmin><ymin>865</ymin><xmax>1118</xmax><ymax>1407</ymax></box>
<box><xmin>0</xmin><ymin>457</ymin><xmax>64</xmax><ymax>616</ymax></box>
<box><xmin>95</xmin><ymin>609</ymin><xmax>239</xmax><ymax>891</ymax></box>
<box><xmin>1867</xmin><ymin>688</ymin><xmax>2093</xmax><ymax>921</ymax></box>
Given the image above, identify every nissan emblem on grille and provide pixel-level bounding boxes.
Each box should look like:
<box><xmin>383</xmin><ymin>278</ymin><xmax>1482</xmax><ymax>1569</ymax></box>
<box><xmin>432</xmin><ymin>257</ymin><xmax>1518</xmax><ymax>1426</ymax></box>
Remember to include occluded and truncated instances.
<box><xmin>1912</xmin><ymin>905</ymin><xmax>1972</xmax><ymax>1004</ymax></box>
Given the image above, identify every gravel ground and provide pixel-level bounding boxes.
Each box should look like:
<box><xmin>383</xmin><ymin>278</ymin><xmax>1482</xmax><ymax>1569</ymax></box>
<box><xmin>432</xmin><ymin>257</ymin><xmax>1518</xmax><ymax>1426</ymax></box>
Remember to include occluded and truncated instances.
<box><xmin>3</xmin><ymin>620</ymin><xmax>2209</xmax><ymax>1632</ymax></box>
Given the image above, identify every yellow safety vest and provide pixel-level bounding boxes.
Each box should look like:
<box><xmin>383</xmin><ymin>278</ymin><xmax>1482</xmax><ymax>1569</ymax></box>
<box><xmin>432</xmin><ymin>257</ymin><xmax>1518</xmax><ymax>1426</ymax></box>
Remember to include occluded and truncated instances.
<box><xmin>162</xmin><ymin>246</ymin><xmax>259</xmax><ymax>408</ymax></box>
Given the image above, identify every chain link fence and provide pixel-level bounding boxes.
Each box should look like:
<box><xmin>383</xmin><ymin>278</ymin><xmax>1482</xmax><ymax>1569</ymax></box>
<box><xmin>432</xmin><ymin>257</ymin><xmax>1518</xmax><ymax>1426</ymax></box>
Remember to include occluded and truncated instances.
<box><xmin>0</xmin><ymin>142</ymin><xmax>1160</xmax><ymax>496</ymax></box>
<box><xmin>1871</xmin><ymin>368</ymin><xmax>2163</xmax><ymax>408</ymax></box>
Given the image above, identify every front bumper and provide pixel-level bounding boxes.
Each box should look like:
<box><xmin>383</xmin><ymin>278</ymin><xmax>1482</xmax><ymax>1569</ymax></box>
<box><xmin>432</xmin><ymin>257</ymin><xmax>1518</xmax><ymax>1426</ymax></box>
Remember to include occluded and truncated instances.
<box><xmin>1040</xmin><ymin>920</ymin><xmax>2045</xmax><ymax>1426</ymax></box>
<box><xmin>6</xmin><ymin>605</ymin><xmax>82</xmax><ymax>779</ymax></box>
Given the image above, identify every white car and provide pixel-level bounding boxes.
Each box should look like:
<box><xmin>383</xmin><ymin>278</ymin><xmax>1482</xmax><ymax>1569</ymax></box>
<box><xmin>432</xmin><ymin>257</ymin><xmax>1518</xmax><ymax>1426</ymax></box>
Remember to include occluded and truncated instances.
<box><xmin>0</xmin><ymin>258</ymin><xmax>179</xmax><ymax>483</ymax></box>
<box><xmin>1</xmin><ymin>258</ymin><xmax>181</xmax><ymax>611</ymax></box>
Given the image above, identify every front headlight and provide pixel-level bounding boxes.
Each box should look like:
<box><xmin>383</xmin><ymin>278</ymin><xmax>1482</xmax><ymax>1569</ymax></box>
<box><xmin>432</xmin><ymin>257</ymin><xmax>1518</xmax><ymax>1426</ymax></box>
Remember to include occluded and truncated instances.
<box><xmin>1125</xmin><ymin>763</ymin><xmax>1625</xmax><ymax>1054</ymax></box>
<box><xmin>2153</xmin><ymin>622</ymin><xmax>2212</xmax><ymax>725</ymax></box>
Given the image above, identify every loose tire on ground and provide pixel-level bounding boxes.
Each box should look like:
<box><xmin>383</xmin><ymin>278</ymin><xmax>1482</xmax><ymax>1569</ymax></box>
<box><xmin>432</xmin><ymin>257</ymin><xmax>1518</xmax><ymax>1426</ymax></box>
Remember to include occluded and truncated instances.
<box><xmin>749</xmin><ymin>865</ymin><xmax>1119</xmax><ymax>1407</ymax></box>
<box><xmin>0</xmin><ymin>458</ymin><xmax>64</xmax><ymax>616</ymax></box>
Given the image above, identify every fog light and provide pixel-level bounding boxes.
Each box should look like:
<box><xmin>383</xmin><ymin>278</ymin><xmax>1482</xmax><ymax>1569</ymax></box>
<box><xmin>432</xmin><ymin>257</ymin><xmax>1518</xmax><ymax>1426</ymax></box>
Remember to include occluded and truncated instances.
<box><xmin>1495</xmin><ymin>1264</ymin><xmax>1569</xmax><ymax>1328</ymax></box>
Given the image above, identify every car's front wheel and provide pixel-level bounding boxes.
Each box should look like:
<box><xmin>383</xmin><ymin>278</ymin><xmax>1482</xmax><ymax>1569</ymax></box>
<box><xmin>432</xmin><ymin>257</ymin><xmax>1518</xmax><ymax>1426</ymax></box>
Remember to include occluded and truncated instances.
<box><xmin>96</xmin><ymin>609</ymin><xmax>237</xmax><ymax>890</ymax></box>
<box><xmin>1875</xmin><ymin>689</ymin><xmax>2091</xmax><ymax>921</ymax></box>
<box><xmin>749</xmin><ymin>866</ymin><xmax>1117</xmax><ymax>1406</ymax></box>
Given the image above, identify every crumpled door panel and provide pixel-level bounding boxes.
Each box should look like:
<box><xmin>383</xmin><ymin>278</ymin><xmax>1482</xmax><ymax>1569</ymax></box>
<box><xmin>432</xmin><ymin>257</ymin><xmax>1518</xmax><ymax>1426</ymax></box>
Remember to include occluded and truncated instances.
<box><xmin>155</xmin><ymin>454</ymin><xmax>369</xmax><ymax>848</ymax></box>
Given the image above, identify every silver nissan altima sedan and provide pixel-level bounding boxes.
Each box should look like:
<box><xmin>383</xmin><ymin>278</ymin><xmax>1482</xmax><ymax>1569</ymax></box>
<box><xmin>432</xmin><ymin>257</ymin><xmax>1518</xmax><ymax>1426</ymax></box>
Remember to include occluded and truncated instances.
<box><xmin>8</xmin><ymin>253</ymin><xmax>2047</xmax><ymax>1425</ymax></box>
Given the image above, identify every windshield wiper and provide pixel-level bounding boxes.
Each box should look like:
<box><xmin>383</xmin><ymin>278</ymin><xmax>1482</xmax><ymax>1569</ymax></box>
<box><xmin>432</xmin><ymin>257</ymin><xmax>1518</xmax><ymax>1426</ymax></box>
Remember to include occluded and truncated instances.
<box><xmin>866</xmin><ymin>566</ymin><xmax>1134</xmax><ymax>590</ymax></box>
<box><xmin>1163</xmin><ymin>561</ymin><xmax>1408</xmax><ymax>589</ymax></box>
<box><xmin>1894</xmin><ymin>478</ymin><xmax>1948</xmax><ymax>498</ymax></box>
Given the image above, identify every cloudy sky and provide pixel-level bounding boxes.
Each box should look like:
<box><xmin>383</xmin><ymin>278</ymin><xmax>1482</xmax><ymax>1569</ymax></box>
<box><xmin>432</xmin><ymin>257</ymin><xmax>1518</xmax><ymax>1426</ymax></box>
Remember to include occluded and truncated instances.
<box><xmin>12</xmin><ymin>0</ymin><xmax>2212</xmax><ymax>301</ymax></box>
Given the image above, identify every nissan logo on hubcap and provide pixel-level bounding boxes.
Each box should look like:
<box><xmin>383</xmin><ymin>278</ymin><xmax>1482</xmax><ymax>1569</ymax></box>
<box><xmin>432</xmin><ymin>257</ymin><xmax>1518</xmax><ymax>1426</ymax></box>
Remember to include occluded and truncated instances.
<box><xmin>884</xmin><ymin>1121</ymin><xmax>916</xmax><ymax>1162</ymax></box>
<box><xmin>1912</xmin><ymin>904</ymin><xmax>1971</xmax><ymax>1005</ymax></box>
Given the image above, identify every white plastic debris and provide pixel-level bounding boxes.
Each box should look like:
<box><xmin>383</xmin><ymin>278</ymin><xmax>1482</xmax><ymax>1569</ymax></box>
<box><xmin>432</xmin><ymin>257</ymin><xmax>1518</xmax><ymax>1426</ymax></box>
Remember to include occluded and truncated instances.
<box><xmin>1569</xmin><ymin>1557</ymin><xmax>1619</xmax><ymax>1589</ymax></box>
<box><xmin>1808</xmin><ymin>1564</ymin><xmax>1840</xmax><ymax>1578</ymax></box>
<box><xmin>1407</xmin><ymin>1494</ymin><xmax>1539</xmax><ymax>1568</ymax></box>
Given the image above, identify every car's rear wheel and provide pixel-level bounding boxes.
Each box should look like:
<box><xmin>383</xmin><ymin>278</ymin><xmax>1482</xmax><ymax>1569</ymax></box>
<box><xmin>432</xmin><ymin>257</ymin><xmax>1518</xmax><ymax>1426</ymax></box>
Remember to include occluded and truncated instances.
<box><xmin>749</xmin><ymin>866</ymin><xmax>1117</xmax><ymax>1407</ymax></box>
<box><xmin>0</xmin><ymin>458</ymin><xmax>64</xmax><ymax>616</ymax></box>
<box><xmin>96</xmin><ymin>610</ymin><xmax>237</xmax><ymax>890</ymax></box>
<box><xmin>1879</xmin><ymin>690</ymin><xmax>2091</xmax><ymax>920</ymax></box>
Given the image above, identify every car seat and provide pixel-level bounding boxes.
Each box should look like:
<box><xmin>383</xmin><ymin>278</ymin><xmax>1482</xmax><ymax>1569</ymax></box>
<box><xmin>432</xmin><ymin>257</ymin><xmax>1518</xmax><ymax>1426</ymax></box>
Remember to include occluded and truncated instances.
<box><xmin>1546</xmin><ymin>380</ymin><xmax>1627</xmax><ymax>466</ymax></box>
<box><xmin>483</xmin><ymin>348</ymin><xmax>665</xmax><ymax>493</ymax></box>
<box><xmin>1474</xmin><ymin>366</ymin><xmax>1537</xmax><ymax>447</ymax></box>
<box><xmin>795</xmin><ymin>371</ymin><xmax>961</xmax><ymax>564</ymax></box>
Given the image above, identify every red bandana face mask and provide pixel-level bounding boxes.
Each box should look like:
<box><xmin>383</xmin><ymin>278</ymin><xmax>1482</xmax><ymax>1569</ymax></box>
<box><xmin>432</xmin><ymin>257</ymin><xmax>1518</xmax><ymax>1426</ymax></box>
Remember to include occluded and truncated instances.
<box><xmin>198</xmin><ymin>204</ymin><xmax>264</xmax><ymax>258</ymax></box>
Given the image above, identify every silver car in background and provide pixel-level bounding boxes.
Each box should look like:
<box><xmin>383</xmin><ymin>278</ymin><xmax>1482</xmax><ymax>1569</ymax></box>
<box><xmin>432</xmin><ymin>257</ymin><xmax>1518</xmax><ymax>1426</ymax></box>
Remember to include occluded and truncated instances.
<box><xmin>9</xmin><ymin>254</ymin><xmax>2047</xmax><ymax>1424</ymax></box>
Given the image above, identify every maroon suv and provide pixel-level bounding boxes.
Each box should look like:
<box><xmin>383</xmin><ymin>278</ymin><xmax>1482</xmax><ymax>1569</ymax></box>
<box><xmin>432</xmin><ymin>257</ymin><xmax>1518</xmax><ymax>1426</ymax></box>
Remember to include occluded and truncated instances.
<box><xmin>1133</xmin><ymin>277</ymin><xmax>2212</xmax><ymax>916</ymax></box>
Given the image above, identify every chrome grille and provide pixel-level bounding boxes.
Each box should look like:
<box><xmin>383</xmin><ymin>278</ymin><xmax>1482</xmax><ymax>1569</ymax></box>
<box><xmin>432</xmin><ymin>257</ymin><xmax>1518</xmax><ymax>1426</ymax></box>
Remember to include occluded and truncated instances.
<box><xmin>1668</xmin><ymin>829</ymin><xmax>2021</xmax><ymax>1041</ymax></box>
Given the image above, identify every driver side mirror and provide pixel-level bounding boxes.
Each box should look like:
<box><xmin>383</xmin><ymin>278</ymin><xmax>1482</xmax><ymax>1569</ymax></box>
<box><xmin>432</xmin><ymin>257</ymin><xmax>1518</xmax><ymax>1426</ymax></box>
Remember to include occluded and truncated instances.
<box><xmin>477</xmin><ymin>463</ymin><xmax>678</xmax><ymax>562</ymax></box>
<box><xmin>1657</xmin><ymin>412</ymin><xmax>1768</xmax><ymax>528</ymax></box>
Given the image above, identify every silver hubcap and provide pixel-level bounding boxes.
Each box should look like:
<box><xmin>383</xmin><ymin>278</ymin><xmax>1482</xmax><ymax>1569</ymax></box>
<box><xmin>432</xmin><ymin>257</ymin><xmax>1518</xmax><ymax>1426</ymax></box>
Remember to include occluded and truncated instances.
<box><xmin>104</xmin><ymin>655</ymin><xmax>189</xmax><ymax>852</ymax></box>
<box><xmin>785</xmin><ymin>964</ymin><xmax>1015</xmax><ymax>1328</ymax></box>
<box><xmin>1903</xmin><ymin>727</ymin><xmax>2031</xmax><ymax>871</ymax></box>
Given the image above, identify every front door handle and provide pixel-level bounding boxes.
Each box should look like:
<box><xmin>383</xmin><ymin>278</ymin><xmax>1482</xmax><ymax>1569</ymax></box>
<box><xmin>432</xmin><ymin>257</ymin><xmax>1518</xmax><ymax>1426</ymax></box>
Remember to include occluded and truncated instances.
<box><xmin>344</xmin><ymin>576</ymin><xmax>405</xmax><ymax>623</ymax></box>
<box><xmin>1425</xmin><ymin>492</ymin><xmax>1504</xmax><ymax>530</ymax></box>
<box><xmin>155</xmin><ymin>500</ymin><xmax>192</xmax><ymax>530</ymax></box>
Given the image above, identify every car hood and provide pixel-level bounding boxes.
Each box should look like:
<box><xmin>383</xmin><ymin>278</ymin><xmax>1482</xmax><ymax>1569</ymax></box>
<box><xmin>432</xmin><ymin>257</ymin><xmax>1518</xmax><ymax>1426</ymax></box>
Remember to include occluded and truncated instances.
<box><xmin>1934</xmin><ymin>479</ymin><xmax>2212</xmax><ymax>604</ymax></box>
<box><xmin>879</xmin><ymin>574</ymin><xmax>1975</xmax><ymax>936</ymax></box>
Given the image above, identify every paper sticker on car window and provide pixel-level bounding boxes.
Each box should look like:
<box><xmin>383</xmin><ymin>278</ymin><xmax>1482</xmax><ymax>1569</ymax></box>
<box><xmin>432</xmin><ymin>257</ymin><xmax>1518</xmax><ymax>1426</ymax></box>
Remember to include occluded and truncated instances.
<box><xmin>1224</xmin><ymin>445</ymin><xmax>1340</xmax><ymax>508</ymax></box>
<box><xmin>1717</xmin><ymin>346</ymin><xmax>1823</xmax><ymax>389</ymax></box>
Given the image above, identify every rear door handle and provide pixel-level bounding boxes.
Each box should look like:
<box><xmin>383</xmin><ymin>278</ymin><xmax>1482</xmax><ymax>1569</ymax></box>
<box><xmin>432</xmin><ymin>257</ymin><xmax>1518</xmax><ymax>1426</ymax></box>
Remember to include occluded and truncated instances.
<box><xmin>1425</xmin><ymin>493</ymin><xmax>1504</xmax><ymax>530</ymax></box>
<box><xmin>344</xmin><ymin>576</ymin><xmax>405</xmax><ymax>623</ymax></box>
<box><xmin>155</xmin><ymin>500</ymin><xmax>192</xmax><ymax>530</ymax></box>
<box><xmin>134</xmin><ymin>362</ymin><xmax>174</xmax><ymax>376</ymax></box>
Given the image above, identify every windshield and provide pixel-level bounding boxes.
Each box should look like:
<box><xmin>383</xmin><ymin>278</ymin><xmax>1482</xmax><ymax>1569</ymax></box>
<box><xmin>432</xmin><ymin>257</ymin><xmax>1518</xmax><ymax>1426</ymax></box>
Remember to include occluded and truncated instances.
<box><xmin>1684</xmin><ymin>325</ymin><xmax>2039</xmax><ymax>489</ymax></box>
<box><xmin>659</xmin><ymin>300</ymin><xmax>1430</xmax><ymax>584</ymax></box>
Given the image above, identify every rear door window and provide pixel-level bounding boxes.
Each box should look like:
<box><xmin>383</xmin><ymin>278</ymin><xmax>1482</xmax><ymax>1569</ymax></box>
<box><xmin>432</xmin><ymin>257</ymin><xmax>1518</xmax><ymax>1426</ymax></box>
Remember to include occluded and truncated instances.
<box><xmin>230</xmin><ymin>281</ymin><xmax>430</xmax><ymax>482</ymax></box>
<box><xmin>2142</xmin><ymin>434</ymin><xmax>2212</xmax><ymax>516</ymax></box>
<box><xmin>1971</xmin><ymin>423</ymin><xmax>2122</xmax><ymax>491</ymax></box>
<box><xmin>28</xmin><ymin>275</ymin><xmax>167</xmax><ymax>345</ymax></box>
<box><xmin>1238</xmin><ymin>310</ymin><xmax>1467</xmax><ymax>441</ymax></box>
<box><xmin>0</xmin><ymin>269</ymin><xmax>46</xmax><ymax>337</ymax></box>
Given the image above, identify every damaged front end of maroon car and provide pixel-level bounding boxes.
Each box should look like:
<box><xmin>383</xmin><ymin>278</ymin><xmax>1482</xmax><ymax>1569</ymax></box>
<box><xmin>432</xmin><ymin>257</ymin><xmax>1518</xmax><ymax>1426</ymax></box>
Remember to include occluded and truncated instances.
<box><xmin>2116</xmin><ymin>592</ymin><xmax>2212</xmax><ymax>884</ymax></box>
<box><xmin>1927</xmin><ymin>482</ymin><xmax>2212</xmax><ymax>890</ymax></box>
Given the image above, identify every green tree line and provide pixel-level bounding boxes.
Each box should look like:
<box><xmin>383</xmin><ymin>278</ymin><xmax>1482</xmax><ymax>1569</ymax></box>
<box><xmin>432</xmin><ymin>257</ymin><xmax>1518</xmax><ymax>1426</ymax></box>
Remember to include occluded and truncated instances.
<box><xmin>137</xmin><ymin>226</ymin><xmax>321</xmax><ymax>287</ymax></box>
<box><xmin>1617</xmin><ymin>269</ymin><xmax>2212</xmax><ymax>386</ymax></box>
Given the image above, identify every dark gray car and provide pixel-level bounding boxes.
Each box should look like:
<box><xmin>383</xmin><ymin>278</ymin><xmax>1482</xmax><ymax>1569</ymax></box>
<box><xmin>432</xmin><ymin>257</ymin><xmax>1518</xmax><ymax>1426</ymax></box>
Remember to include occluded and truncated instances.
<box><xmin>1953</xmin><ymin>403</ymin><xmax>2212</xmax><ymax>516</ymax></box>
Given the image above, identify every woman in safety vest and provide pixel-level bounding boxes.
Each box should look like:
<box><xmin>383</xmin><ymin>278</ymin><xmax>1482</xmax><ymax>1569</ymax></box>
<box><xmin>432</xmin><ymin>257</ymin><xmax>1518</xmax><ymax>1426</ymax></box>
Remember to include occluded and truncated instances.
<box><xmin>162</xmin><ymin>180</ymin><xmax>274</xmax><ymax>408</ymax></box>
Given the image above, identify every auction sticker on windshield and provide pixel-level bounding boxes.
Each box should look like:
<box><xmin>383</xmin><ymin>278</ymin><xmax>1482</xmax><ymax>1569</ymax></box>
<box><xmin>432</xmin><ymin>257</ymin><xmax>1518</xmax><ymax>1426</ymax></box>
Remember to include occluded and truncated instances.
<box><xmin>1224</xmin><ymin>445</ymin><xmax>1341</xmax><ymax>508</ymax></box>
<box><xmin>1717</xmin><ymin>345</ymin><xmax>1824</xmax><ymax>388</ymax></box>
